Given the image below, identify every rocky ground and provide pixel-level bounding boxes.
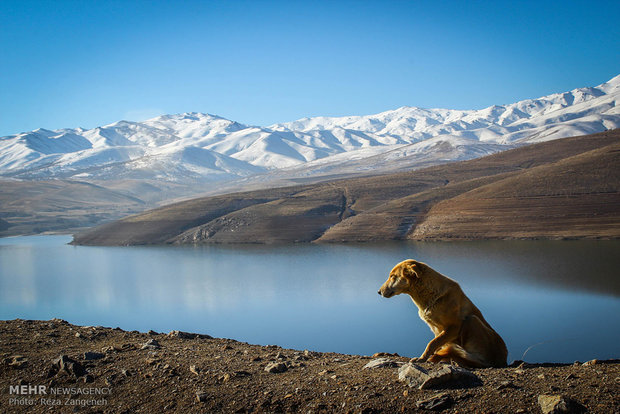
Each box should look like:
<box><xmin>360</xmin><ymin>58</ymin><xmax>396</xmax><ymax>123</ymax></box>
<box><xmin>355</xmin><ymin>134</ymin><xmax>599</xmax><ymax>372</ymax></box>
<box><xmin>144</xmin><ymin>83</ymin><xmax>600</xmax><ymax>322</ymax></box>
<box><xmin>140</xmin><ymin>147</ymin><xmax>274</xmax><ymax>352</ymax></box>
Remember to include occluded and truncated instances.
<box><xmin>1</xmin><ymin>319</ymin><xmax>618</xmax><ymax>413</ymax></box>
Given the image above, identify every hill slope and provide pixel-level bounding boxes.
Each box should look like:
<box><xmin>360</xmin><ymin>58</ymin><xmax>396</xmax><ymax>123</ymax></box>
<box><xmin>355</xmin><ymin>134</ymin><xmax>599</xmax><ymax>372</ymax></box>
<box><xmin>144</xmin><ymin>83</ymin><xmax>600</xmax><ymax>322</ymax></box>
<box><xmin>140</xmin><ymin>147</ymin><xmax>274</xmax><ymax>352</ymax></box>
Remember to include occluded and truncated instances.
<box><xmin>72</xmin><ymin>129</ymin><xmax>620</xmax><ymax>245</ymax></box>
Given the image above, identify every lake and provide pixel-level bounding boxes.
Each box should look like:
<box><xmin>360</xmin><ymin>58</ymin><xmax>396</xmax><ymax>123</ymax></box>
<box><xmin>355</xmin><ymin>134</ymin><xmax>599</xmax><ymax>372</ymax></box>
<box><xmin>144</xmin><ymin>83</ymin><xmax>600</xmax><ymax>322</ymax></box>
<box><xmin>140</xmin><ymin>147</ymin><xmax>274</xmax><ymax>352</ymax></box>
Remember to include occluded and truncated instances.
<box><xmin>1</xmin><ymin>235</ymin><xmax>619</xmax><ymax>364</ymax></box>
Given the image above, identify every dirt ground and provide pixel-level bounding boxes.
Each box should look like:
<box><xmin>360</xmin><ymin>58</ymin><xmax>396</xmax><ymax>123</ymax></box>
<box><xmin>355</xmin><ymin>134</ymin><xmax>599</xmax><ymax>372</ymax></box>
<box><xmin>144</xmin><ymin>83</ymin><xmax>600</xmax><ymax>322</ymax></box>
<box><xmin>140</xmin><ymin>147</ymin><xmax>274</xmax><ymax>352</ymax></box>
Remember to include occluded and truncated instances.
<box><xmin>1</xmin><ymin>319</ymin><xmax>618</xmax><ymax>413</ymax></box>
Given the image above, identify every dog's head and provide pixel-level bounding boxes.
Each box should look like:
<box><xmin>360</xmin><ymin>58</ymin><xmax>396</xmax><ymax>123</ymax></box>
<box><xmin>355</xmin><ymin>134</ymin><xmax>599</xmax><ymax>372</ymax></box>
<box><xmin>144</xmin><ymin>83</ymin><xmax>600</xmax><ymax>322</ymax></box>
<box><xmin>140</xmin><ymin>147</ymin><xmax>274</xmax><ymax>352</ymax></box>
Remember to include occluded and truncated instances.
<box><xmin>378</xmin><ymin>259</ymin><xmax>420</xmax><ymax>298</ymax></box>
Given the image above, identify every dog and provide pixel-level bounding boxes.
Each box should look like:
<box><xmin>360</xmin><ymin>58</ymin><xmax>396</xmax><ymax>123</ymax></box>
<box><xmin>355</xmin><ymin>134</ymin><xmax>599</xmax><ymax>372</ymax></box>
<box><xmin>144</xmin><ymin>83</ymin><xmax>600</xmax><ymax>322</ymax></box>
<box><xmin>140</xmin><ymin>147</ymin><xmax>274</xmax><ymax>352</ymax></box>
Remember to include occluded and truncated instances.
<box><xmin>378</xmin><ymin>259</ymin><xmax>507</xmax><ymax>368</ymax></box>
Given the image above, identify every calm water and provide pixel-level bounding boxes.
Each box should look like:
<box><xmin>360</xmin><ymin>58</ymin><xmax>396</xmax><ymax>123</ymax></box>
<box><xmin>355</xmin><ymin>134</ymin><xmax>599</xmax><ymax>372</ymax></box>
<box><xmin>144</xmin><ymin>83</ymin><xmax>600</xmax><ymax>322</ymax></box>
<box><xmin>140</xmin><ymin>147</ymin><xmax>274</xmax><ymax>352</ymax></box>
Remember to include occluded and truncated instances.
<box><xmin>1</xmin><ymin>235</ymin><xmax>619</xmax><ymax>364</ymax></box>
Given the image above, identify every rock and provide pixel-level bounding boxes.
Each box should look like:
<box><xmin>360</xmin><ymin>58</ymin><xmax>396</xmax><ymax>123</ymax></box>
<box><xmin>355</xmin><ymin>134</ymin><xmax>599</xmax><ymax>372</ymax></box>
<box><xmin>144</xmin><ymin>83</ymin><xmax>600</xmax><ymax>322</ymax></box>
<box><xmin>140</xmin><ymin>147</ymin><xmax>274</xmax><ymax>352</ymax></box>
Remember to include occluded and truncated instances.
<box><xmin>416</xmin><ymin>392</ymin><xmax>454</xmax><ymax>411</ymax></box>
<box><xmin>84</xmin><ymin>351</ymin><xmax>105</xmax><ymax>361</ymax></box>
<box><xmin>398</xmin><ymin>363</ymin><xmax>431</xmax><ymax>387</ymax></box>
<box><xmin>538</xmin><ymin>394</ymin><xmax>587</xmax><ymax>414</ymax></box>
<box><xmin>141</xmin><ymin>339</ymin><xmax>161</xmax><ymax>350</ymax></box>
<box><xmin>582</xmin><ymin>359</ymin><xmax>599</xmax><ymax>366</ymax></box>
<box><xmin>51</xmin><ymin>318</ymin><xmax>67</xmax><ymax>324</ymax></box>
<box><xmin>303</xmin><ymin>349</ymin><xmax>318</xmax><ymax>358</ymax></box>
<box><xmin>145</xmin><ymin>357</ymin><xmax>160</xmax><ymax>365</ymax></box>
<box><xmin>80</xmin><ymin>374</ymin><xmax>95</xmax><ymax>383</ymax></box>
<box><xmin>167</xmin><ymin>330</ymin><xmax>212</xmax><ymax>340</ymax></box>
<box><xmin>496</xmin><ymin>380</ymin><xmax>520</xmax><ymax>390</ymax></box>
<box><xmin>264</xmin><ymin>362</ymin><xmax>288</xmax><ymax>373</ymax></box>
<box><xmin>363</xmin><ymin>358</ymin><xmax>402</xmax><ymax>369</ymax></box>
<box><xmin>196</xmin><ymin>391</ymin><xmax>208</xmax><ymax>402</ymax></box>
<box><xmin>50</xmin><ymin>355</ymin><xmax>86</xmax><ymax>378</ymax></box>
<box><xmin>372</xmin><ymin>352</ymin><xmax>400</xmax><ymax>358</ymax></box>
<box><xmin>4</xmin><ymin>355</ymin><xmax>28</xmax><ymax>369</ymax></box>
<box><xmin>102</xmin><ymin>343</ymin><xmax>134</xmax><ymax>353</ymax></box>
<box><xmin>398</xmin><ymin>363</ymin><xmax>481</xmax><ymax>390</ymax></box>
<box><xmin>420</xmin><ymin>365</ymin><xmax>481</xmax><ymax>390</ymax></box>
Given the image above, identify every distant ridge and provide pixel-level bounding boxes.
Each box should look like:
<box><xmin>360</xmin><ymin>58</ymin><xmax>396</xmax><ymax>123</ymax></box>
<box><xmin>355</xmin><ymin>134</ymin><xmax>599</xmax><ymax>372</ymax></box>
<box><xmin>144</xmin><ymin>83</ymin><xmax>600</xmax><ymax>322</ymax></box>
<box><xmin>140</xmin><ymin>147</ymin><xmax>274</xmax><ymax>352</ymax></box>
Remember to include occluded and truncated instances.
<box><xmin>2</xmin><ymin>75</ymin><xmax>619</xmax><ymax>186</ymax></box>
<box><xmin>72</xmin><ymin>129</ymin><xmax>620</xmax><ymax>245</ymax></box>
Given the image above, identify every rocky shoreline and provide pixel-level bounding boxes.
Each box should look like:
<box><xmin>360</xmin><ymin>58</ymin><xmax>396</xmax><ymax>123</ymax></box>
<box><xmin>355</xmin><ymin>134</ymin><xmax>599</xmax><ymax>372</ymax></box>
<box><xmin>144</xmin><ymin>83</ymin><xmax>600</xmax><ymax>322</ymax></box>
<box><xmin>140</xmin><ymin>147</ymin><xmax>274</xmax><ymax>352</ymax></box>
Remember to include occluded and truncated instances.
<box><xmin>1</xmin><ymin>319</ymin><xmax>618</xmax><ymax>413</ymax></box>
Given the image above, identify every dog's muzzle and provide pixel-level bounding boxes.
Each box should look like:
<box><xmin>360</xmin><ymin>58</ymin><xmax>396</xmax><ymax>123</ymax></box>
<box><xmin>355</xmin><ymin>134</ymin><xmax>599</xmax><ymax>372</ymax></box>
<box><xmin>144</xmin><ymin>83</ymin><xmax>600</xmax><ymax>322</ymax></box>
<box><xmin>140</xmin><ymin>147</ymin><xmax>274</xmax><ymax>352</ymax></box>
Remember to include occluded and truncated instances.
<box><xmin>378</xmin><ymin>288</ymin><xmax>394</xmax><ymax>298</ymax></box>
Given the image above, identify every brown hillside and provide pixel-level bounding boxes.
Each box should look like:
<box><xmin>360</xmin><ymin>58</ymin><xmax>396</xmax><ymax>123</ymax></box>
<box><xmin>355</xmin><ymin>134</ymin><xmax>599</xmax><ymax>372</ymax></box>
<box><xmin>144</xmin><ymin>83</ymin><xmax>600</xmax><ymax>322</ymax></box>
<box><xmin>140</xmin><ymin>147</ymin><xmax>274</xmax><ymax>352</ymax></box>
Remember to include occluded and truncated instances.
<box><xmin>409</xmin><ymin>142</ymin><xmax>620</xmax><ymax>240</ymax></box>
<box><xmin>72</xmin><ymin>129</ymin><xmax>620</xmax><ymax>245</ymax></box>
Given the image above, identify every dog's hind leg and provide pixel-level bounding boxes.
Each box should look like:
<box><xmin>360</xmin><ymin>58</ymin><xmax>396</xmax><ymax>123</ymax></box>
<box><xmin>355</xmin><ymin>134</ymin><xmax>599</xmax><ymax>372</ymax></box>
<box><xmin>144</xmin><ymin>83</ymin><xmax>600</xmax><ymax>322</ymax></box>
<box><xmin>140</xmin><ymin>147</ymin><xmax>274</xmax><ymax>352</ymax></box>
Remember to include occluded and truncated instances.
<box><xmin>428</xmin><ymin>343</ymin><xmax>487</xmax><ymax>368</ymax></box>
<box><xmin>458</xmin><ymin>315</ymin><xmax>507</xmax><ymax>368</ymax></box>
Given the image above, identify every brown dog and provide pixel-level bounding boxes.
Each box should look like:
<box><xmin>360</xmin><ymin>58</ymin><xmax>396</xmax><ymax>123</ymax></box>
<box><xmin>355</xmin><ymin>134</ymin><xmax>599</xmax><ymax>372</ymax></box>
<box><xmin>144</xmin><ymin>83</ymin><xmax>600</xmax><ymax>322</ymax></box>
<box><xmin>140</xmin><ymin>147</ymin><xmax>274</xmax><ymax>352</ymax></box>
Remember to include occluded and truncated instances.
<box><xmin>378</xmin><ymin>259</ymin><xmax>507</xmax><ymax>368</ymax></box>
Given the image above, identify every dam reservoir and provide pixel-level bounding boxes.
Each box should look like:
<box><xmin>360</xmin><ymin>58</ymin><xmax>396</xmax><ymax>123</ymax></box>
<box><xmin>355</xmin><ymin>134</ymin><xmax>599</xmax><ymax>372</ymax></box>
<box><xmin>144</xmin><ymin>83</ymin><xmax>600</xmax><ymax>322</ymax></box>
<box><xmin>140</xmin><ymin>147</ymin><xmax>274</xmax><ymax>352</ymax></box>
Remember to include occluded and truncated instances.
<box><xmin>1</xmin><ymin>235</ymin><xmax>618</xmax><ymax>363</ymax></box>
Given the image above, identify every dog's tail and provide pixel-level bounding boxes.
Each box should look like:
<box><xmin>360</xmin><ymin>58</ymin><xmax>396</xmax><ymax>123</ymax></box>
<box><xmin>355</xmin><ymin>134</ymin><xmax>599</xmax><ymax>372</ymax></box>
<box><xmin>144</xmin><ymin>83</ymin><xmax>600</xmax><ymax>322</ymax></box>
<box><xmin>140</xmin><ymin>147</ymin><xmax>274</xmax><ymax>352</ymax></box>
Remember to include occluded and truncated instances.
<box><xmin>429</xmin><ymin>343</ymin><xmax>488</xmax><ymax>368</ymax></box>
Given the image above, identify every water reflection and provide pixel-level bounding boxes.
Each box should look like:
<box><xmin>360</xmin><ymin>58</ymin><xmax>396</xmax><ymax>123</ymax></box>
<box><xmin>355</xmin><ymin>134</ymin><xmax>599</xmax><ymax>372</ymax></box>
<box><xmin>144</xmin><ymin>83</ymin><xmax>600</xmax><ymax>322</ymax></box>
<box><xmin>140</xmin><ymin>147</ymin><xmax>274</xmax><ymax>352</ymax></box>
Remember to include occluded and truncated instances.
<box><xmin>0</xmin><ymin>235</ymin><xmax>618</xmax><ymax>363</ymax></box>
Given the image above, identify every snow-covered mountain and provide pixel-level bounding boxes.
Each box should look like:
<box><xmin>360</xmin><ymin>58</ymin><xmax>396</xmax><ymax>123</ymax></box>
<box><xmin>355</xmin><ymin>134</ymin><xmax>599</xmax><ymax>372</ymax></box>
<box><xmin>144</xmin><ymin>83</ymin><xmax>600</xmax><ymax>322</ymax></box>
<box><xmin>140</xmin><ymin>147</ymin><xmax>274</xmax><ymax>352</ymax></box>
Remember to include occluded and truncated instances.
<box><xmin>1</xmin><ymin>74</ymin><xmax>618</xmax><ymax>184</ymax></box>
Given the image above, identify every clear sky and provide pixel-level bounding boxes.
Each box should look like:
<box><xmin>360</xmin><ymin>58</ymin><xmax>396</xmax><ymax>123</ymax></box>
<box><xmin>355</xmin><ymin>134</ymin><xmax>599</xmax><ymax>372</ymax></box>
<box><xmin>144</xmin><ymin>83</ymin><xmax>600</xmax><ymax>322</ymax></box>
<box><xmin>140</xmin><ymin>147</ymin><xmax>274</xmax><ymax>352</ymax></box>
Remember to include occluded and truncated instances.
<box><xmin>1</xmin><ymin>0</ymin><xmax>619</xmax><ymax>136</ymax></box>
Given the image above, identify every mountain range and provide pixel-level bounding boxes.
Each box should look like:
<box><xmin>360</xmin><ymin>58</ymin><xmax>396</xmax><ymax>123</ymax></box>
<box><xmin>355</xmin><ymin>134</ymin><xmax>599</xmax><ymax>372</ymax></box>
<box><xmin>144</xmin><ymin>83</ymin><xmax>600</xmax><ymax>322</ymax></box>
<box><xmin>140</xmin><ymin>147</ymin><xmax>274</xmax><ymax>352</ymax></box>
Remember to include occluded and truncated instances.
<box><xmin>2</xmin><ymin>74</ymin><xmax>619</xmax><ymax>187</ymax></box>
<box><xmin>1</xmin><ymin>75</ymin><xmax>619</xmax><ymax>237</ymax></box>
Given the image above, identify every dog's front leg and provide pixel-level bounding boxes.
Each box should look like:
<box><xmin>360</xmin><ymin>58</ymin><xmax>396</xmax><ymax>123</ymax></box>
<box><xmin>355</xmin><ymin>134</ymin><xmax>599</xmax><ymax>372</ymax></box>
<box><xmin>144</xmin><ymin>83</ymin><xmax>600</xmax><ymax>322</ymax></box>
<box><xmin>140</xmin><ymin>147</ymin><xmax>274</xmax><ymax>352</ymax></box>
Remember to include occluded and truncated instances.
<box><xmin>414</xmin><ymin>326</ymin><xmax>459</xmax><ymax>362</ymax></box>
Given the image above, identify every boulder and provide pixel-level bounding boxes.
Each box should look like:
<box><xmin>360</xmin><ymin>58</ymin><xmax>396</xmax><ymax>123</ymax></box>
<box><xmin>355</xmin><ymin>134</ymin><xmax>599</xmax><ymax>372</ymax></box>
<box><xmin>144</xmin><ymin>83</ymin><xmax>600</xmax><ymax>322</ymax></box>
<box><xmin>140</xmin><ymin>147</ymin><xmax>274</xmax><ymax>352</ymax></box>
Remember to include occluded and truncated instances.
<box><xmin>264</xmin><ymin>362</ymin><xmax>288</xmax><ymax>373</ymax></box>
<box><xmin>538</xmin><ymin>394</ymin><xmax>586</xmax><ymax>414</ymax></box>
<box><xmin>398</xmin><ymin>363</ymin><xmax>431</xmax><ymax>387</ymax></box>
<box><xmin>398</xmin><ymin>363</ymin><xmax>481</xmax><ymax>390</ymax></box>
<box><xmin>49</xmin><ymin>355</ymin><xmax>86</xmax><ymax>378</ymax></box>
<box><xmin>4</xmin><ymin>355</ymin><xmax>27</xmax><ymax>369</ymax></box>
<box><xmin>141</xmin><ymin>339</ymin><xmax>161</xmax><ymax>350</ymax></box>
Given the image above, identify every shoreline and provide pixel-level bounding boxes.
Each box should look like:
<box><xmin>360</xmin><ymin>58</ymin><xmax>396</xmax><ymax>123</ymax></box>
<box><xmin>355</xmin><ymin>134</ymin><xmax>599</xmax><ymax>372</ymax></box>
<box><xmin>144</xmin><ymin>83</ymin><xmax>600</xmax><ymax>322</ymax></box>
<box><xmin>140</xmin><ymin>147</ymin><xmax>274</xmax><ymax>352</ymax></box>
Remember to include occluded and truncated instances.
<box><xmin>1</xmin><ymin>319</ymin><xmax>618</xmax><ymax>413</ymax></box>
<box><xmin>2</xmin><ymin>230</ymin><xmax>619</xmax><ymax>242</ymax></box>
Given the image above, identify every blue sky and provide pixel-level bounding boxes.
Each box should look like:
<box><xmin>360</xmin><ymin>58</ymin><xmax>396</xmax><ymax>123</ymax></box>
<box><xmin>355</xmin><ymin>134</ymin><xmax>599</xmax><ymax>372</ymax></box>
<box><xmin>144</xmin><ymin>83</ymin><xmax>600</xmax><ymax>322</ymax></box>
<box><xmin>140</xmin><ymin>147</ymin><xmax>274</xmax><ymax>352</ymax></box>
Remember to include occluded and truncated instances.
<box><xmin>1</xmin><ymin>0</ymin><xmax>619</xmax><ymax>136</ymax></box>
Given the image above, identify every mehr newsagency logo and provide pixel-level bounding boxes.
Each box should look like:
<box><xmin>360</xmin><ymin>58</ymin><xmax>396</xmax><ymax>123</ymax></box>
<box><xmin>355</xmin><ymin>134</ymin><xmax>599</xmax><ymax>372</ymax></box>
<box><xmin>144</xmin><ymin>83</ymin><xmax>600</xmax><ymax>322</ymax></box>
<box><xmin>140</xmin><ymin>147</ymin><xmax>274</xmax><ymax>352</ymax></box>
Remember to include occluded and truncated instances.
<box><xmin>7</xmin><ymin>384</ymin><xmax>111</xmax><ymax>407</ymax></box>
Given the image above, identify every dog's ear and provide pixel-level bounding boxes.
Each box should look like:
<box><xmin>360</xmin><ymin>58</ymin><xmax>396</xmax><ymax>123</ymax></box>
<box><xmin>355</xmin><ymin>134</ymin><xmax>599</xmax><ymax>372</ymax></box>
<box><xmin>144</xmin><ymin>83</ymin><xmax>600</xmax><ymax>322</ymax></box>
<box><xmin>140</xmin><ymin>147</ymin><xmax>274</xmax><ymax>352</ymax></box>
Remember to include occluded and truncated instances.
<box><xmin>402</xmin><ymin>261</ymin><xmax>419</xmax><ymax>278</ymax></box>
